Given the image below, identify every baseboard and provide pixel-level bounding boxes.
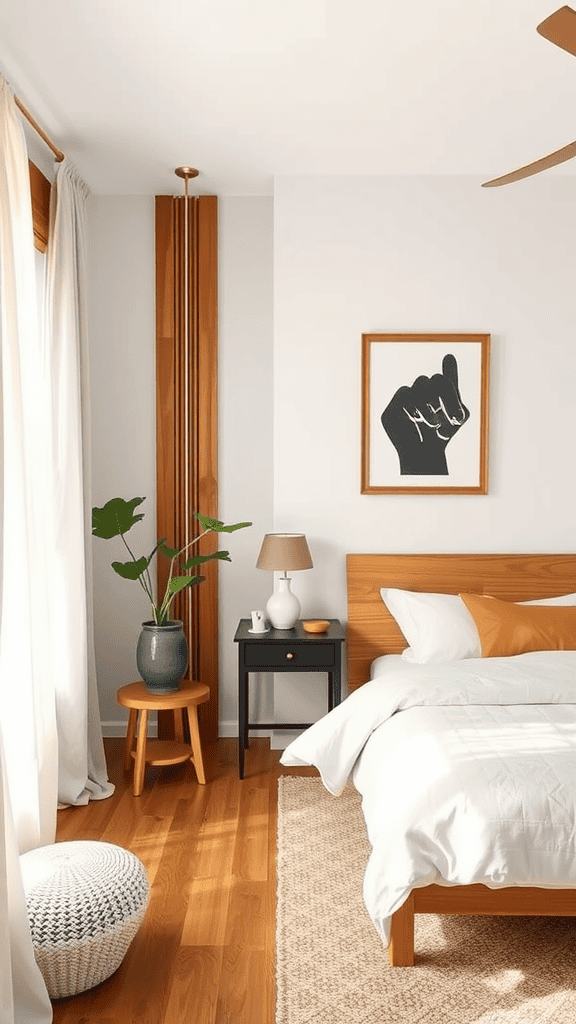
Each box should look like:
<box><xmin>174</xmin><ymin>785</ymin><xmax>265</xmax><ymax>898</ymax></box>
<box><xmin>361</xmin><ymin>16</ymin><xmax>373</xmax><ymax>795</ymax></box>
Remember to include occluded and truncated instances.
<box><xmin>218</xmin><ymin>720</ymin><xmax>272</xmax><ymax>739</ymax></box>
<box><xmin>216</xmin><ymin>721</ymin><xmax>299</xmax><ymax>750</ymax></box>
<box><xmin>102</xmin><ymin>718</ymin><xmax>158</xmax><ymax>739</ymax></box>
<box><xmin>104</xmin><ymin>719</ymin><xmax>278</xmax><ymax>742</ymax></box>
<box><xmin>270</xmin><ymin>729</ymin><xmax>305</xmax><ymax>750</ymax></box>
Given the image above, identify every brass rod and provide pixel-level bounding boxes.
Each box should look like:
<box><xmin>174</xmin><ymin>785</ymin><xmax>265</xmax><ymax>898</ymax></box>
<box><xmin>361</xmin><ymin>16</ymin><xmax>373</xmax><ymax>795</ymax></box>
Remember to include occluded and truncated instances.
<box><xmin>174</xmin><ymin>166</ymin><xmax>200</xmax><ymax>672</ymax></box>
<box><xmin>184</xmin><ymin>193</ymin><xmax>191</xmax><ymax>660</ymax></box>
<box><xmin>14</xmin><ymin>95</ymin><xmax>65</xmax><ymax>163</ymax></box>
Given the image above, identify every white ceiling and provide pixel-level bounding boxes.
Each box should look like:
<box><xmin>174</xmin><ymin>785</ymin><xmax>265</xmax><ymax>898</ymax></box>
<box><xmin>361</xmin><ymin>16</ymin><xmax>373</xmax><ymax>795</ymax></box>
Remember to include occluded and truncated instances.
<box><xmin>1</xmin><ymin>0</ymin><xmax>576</xmax><ymax>195</ymax></box>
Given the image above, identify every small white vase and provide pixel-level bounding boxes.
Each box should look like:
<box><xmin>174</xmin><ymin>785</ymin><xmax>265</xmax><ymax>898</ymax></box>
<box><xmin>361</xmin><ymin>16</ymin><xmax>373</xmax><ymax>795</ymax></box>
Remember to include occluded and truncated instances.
<box><xmin>266</xmin><ymin>576</ymin><xmax>300</xmax><ymax>629</ymax></box>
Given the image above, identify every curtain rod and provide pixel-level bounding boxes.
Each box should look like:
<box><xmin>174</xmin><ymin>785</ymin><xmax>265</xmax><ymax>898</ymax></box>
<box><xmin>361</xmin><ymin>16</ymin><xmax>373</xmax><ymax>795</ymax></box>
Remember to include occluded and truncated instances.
<box><xmin>15</xmin><ymin>94</ymin><xmax>65</xmax><ymax>163</ymax></box>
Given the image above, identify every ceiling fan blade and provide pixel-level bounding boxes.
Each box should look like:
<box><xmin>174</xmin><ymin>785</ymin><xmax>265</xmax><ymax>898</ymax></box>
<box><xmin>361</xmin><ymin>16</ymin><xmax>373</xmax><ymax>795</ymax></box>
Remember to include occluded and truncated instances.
<box><xmin>537</xmin><ymin>5</ymin><xmax>576</xmax><ymax>55</ymax></box>
<box><xmin>482</xmin><ymin>140</ymin><xmax>576</xmax><ymax>186</ymax></box>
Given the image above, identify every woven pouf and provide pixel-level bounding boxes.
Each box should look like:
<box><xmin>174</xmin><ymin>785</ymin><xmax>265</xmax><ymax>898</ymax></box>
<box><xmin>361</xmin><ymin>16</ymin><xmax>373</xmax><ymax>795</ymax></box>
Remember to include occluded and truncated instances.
<box><xmin>20</xmin><ymin>840</ymin><xmax>150</xmax><ymax>999</ymax></box>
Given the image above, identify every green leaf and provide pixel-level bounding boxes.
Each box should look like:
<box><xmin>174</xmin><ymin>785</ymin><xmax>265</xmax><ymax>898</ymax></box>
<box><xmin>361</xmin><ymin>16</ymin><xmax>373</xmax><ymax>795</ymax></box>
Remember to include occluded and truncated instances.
<box><xmin>181</xmin><ymin>551</ymin><xmax>231</xmax><ymax>570</ymax></box>
<box><xmin>147</xmin><ymin>538</ymin><xmax>167</xmax><ymax>561</ymax></box>
<box><xmin>158</xmin><ymin>541</ymin><xmax>180</xmax><ymax>559</ymax></box>
<box><xmin>194</xmin><ymin>513</ymin><xmax>224</xmax><ymax>531</ymax></box>
<box><xmin>112</xmin><ymin>556</ymin><xmax>149</xmax><ymax>580</ymax></box>
<box><xmin>92</xmin><ymin>497</ymin><xmax>146</xmax><ymax>539</ymax></box>
<box><xmin>167</xmin><ymin>574</ymin><xmax>205</xmax><ymax>594</ymax></box>
<box><xmin>194</xmin><ymin>512</ymin><xmax>252</xmax><ymax>533</ymax></box>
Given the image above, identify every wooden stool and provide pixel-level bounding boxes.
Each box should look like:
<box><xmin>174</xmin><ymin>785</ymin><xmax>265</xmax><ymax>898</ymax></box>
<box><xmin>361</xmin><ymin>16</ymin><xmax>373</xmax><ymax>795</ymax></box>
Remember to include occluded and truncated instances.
<box><xmin>117</xmin><ymin>680</ymin><xmax>210</xmax><ymax>797</ymax></box>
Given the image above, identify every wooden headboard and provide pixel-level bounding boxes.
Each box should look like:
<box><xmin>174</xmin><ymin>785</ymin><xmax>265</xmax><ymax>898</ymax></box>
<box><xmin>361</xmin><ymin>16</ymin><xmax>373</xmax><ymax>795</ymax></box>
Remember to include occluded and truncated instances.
<box><xmin>346</xmin><ymin>553</ymin><xmax>576</xmax><ymax>691</ymax></box>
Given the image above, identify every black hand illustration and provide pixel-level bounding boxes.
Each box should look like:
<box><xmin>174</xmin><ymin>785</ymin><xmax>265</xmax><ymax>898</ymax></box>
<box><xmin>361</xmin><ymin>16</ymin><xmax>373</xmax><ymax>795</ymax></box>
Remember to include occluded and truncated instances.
<box><xmin>381</xmin><ymin>354</ymin><xmax>470</xmax><ymax>475</ymax></box>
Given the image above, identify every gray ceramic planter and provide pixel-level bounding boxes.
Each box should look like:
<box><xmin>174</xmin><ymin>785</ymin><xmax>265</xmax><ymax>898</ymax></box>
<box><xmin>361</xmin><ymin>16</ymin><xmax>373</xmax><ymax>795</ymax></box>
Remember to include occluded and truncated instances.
<box><xmin>136</xmin><ymin>620</ymin><xmax>188</xmax><ymax>693</ymax></box>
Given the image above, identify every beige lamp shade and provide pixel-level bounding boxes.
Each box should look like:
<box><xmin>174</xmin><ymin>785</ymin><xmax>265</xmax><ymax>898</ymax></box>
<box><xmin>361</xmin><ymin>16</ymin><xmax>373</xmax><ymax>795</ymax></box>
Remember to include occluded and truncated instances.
<box><xmin>256</xmin><ymin>533</ymin><xmax>313</xmax><ymax>572</ymax></box>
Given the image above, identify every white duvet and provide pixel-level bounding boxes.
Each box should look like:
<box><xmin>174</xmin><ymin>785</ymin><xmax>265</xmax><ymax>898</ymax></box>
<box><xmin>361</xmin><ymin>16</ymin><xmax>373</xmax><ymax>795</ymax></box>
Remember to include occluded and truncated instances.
<box><xmin>280</xmin><ymin>650</ymin><xmax>576</xmax><ymax>945</ymax></box>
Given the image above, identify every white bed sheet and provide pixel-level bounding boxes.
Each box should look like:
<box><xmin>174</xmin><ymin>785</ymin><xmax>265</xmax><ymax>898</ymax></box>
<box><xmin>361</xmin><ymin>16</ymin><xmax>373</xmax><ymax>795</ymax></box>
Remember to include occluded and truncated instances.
<box><xmin>370</xmin><ymin>653</ymin><xmax>412</xmax><ymax>677</ymax></box>
<box><xmin>280</xmin><ymin>651</ymin><xmax>576</xmax><ymax>945</ymax></box>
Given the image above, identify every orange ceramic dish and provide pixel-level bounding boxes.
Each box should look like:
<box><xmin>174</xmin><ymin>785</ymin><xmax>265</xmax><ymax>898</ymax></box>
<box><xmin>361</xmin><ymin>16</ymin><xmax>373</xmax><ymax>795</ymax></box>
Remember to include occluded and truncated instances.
<box><xmin>303</xmin><ymin>619</ymin><xmax>330</xmax><ymax>633</ymax></box>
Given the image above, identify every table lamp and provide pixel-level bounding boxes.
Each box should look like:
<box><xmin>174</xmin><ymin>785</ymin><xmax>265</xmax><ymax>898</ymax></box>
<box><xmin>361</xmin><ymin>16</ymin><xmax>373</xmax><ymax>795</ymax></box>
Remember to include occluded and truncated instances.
<box><xmin>256</xmin><ymin>533</ymin><xmax>313</xmax><ymax>629</ymax></box>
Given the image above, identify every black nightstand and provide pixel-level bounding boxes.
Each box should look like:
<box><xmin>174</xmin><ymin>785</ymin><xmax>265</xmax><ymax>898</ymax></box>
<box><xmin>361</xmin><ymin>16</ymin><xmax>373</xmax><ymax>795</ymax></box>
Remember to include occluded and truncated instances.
<box><xmin>233</xmin><ymin>618</ymin><xmax>345</xmax><ymax>779</ymax></box>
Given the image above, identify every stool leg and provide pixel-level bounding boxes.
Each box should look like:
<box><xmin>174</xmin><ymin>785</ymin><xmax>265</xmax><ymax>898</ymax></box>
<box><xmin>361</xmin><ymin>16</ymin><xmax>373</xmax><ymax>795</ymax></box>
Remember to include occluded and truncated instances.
<box><xmin>133</xmin><ymin>709</ymin><xmax>149</xmax><ymax>797</ymax></box>
<box><xmin>186</xmin><ymin>705</ymin><xmax>206</xmax><ymax>784</ymax></box>
<box><xmin>124</xmin><ymin>709</ymin><xmax>138</xmax><ymax>771</ymax></box>
<box><xmin>173</xmin><ymin>707</ymin><xmax>184</xmax><ymax>742</ymax></box>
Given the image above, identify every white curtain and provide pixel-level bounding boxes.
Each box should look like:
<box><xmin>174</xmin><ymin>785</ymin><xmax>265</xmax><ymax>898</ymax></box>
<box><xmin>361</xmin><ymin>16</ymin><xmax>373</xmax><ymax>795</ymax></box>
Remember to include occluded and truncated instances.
<box><xmin>1</xmin><ymin>74</ymin><xmax>116</xmax><ymax>1021</ymax></box>
<box><xmin>0</xmin><ymin>76</ymin><xmax>58</xmax><ymax>854</ymax></box>
<box><xmin>43</xmin><ymin>160</ymin><xmax>114</xmax><ymax>807</ymax></box>
<box><xmin>0</xmin><ymin>74</ymin><xmax>54</xmax><ymax>1022</ymax></box>
<box><xmin>0</xmin><ymin>732</ymin><xmax>52</xmax><ymax>1024</ymax></box>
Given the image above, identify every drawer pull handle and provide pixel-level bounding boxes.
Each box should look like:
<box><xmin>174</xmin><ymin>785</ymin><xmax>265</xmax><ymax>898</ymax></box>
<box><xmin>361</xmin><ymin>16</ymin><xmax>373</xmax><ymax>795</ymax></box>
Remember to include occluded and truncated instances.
<box><xmin>286</xmin><ymin>652</ymin><xmax>295</xmax><ymax>660</ymax></box>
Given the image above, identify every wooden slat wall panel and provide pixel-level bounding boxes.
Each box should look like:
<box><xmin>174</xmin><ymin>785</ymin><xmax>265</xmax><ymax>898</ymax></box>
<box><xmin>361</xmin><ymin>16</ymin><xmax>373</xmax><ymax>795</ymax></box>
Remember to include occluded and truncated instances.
<box><xmin>155</xmin><ymin>195</ymin><xmax>219</xmax><ymax>742</ymax></box>
<box><xmin>196</xmin><ymin>196</ymin><xmax>219</xmax><ymax>735</ymax></box>
<box><xmin>29</xmin><ymin>160</ymin><xmax>51</xmax><ymax>253</ymax></box>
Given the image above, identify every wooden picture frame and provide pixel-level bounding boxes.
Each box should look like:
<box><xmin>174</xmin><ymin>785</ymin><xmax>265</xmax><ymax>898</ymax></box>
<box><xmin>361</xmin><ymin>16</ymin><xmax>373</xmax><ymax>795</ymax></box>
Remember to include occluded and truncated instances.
<box><xmin>361</xmin><ymin>333</ymin><xmax>490</xmax><ymax>494</ymax></box>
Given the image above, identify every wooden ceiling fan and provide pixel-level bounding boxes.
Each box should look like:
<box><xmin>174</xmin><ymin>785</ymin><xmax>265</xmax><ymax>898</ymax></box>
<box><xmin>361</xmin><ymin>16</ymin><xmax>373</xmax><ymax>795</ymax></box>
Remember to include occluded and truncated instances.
<box><xmin>482</xmin><ymin>5</ymin><xmax>576</xmax><ymax>186</ymax></box>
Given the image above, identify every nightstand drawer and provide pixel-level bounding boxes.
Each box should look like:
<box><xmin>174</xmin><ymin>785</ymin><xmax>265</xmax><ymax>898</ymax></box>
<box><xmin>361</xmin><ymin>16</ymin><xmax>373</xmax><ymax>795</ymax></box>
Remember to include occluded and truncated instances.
<box><xmin>243</xmin><ymin>642</ymin><xmax>336</xmax><ymax>670</ymax></box>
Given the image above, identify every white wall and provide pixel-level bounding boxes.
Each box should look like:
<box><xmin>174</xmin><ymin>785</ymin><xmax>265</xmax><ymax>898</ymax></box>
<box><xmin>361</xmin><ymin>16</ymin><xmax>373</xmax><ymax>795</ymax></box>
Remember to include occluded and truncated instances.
<box><xmin>87</xmin><ymin>194</ymin><xmax>274</xmax><ymax>737</ymax></box>
<box><xmin>219</xmin><ymin>196</ymin><xmax>274</xmax><ymax>734</ymax></box>
<box><xmin>87</xmin><ymin>196</ymin><xmax>157</xmax><ymax>734</ymax></box>
<box><xmin>273</xmin><ymin>174</ymin><xmax>576</xmax><ymax>729</ymax></box>
<box><xmin>86</xmin><ymin>177</ymin><xmax>576</xmax><ymax>743</ymax></box>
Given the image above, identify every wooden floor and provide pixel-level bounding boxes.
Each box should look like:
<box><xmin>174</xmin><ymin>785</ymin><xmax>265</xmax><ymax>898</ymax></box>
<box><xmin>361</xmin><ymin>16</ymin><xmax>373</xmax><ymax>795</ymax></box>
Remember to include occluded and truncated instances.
<box><xmin>51</xmin><ymin>737</ymin><xmax>317</xmax><ymax>1024</ymax></box>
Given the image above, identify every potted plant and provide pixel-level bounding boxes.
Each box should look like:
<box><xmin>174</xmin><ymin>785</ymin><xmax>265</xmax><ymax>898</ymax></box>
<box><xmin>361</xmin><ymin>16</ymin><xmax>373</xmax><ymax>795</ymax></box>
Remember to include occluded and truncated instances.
<box><xmin>92</xmin><ymin>496</ymin><xmax>251</xmax><ymax>692</ymax></box>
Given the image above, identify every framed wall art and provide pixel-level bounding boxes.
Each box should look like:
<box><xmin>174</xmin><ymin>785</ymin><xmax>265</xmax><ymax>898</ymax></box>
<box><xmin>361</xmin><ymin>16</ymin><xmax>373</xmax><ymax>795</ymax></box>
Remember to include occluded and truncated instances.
<box><xmin>361</xmin><ymin>333</ymin><xmax>490</xmax><ymax>494</ymax></box>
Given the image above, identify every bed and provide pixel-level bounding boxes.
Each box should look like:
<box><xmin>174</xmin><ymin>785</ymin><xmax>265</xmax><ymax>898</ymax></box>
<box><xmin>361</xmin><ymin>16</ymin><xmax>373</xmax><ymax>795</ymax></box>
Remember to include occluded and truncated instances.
<box><xmin>280</xmin><ymin>553</ymin><xmax>576</xmax><ymax>966</ymax></box>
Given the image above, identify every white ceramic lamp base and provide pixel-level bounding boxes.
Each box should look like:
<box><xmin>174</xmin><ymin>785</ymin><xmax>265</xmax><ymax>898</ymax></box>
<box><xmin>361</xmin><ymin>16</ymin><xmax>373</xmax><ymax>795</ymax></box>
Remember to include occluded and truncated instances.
<box><xmin>266</xmin><ymin>576</ymin><xmax>300</xmax><ymax>629</ymax></box>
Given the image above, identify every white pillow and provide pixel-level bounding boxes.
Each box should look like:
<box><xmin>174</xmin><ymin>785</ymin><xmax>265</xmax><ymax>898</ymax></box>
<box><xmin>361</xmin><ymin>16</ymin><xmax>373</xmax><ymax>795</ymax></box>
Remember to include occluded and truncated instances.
<box><xmin>381</xmin><ymin>589</ymin><xmax>480</xmax><ymax>663</ymax></box>
<box><xmin>380</xmin><ymin>587</ymin><xmax>576</xmax><ymax>665</ymax></box>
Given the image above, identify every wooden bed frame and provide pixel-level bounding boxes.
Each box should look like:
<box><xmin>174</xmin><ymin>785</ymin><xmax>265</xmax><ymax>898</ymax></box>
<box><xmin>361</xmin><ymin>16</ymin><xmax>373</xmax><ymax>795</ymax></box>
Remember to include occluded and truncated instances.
<box><xmin>346</xmin><ymin>553</ymin><xmax>576</xmax><ymax>966</ymax></box>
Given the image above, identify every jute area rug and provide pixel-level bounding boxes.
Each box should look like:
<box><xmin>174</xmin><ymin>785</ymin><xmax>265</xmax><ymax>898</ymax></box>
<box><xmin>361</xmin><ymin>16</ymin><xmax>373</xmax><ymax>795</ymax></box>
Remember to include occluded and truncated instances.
<box><xmin>276</xmin><ymin>776</ymin><xmax>576</xmax><ymax>1024</ymax></box>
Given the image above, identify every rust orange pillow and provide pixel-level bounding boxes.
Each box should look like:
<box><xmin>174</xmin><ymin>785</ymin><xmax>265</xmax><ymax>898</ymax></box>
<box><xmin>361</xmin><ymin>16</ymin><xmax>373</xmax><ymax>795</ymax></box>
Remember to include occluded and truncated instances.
<box><xmin>459</xmin><ymin>593</ymin><xmax>576</xmax><ymax>658</ymax></box>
